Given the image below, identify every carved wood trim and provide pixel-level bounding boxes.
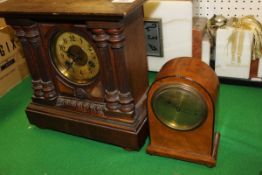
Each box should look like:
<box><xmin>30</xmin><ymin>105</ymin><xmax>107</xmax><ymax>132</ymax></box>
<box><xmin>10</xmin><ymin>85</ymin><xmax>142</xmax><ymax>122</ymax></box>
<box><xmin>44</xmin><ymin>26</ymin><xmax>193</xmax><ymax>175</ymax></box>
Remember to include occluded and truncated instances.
<box><xmin>32</xmin><ymin>79</ymin><xmax>44</xmax><ymax>99</ymax></box>
<box><xmin>57</xmin><ymin>96</ymin><xmax>105</xmax><ymax>116</ymax></box>
<box><xmin>42</xmin><ymin>81</ymin><xmax>57</xmax><ymax>100</ymax></box>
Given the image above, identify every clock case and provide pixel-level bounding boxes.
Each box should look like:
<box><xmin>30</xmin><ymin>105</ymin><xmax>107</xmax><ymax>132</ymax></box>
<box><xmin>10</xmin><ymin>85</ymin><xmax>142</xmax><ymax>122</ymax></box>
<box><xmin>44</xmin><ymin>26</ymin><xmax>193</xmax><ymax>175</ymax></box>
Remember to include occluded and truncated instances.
<box><xmin>2</xmin><ymin>1</ymin><xmax>149</xmax><ymax>150</ymax></box>
<box><xmin>147</xmin><ymin>57</ymin><xmax>220</xmax><ymax>167</ymax></box>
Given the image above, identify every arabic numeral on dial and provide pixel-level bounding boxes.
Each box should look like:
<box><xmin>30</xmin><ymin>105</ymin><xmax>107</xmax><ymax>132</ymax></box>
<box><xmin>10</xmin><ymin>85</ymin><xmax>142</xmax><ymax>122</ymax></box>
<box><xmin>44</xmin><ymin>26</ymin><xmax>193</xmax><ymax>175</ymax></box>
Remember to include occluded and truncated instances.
<box><xmin>69</xmin><ymin>34</ymin><xmax>76</xmax><ymax>42</ymax></box>
<box><xmin>79</xmin><ymin>38</ymin><xmax>83</xmax><ymax>44</ymax></box>
<box><xmin>63</xmin><ymin>38</ymin><xmax>68</xmax><ymax>44</ymax></box>
<box><xmin>91</xmin><ymin>54</ymin><xmax>98</xmax><ymax>59</ymax></box>
<box><xmin>60</xmin><ymin>53</ymin><xmax>65</xmax><ymax>58</ymax></box>
<box><xmin>88</xmin><ymin>61</ymin><xmax>96</xmax><ymax>68</ymax></box>
<box><xmin>59</xmin><ymin>45</ymin><xmax>66</xmax><ymax>52</ymax></box>
<box><xmin>87</xmin><ymin>47</ymin><xmax>93</xmax><ymax>52</ymax></box>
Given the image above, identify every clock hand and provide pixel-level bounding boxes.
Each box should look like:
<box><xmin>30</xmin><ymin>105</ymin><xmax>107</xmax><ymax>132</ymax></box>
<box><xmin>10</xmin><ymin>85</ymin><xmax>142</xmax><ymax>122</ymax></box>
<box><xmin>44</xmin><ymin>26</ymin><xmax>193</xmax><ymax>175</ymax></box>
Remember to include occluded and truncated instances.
<box><xmin>66</xmin><ymin>45</ymin><xmax>88</xmax><ymax>66</ymax></box>
<box><xmin>65</xmin><ymin>55</ymin><xmax>83</xmax><ymax>71</ymax></box>
<box><xmin>64</xmin><ymin>60</ymin><xmax>72</xmax><ymax>70</ymax></box>
<box><xmin>64</xmin><ymin>48</ymin><xmax>82</xmax><ymax>70</ymax></box>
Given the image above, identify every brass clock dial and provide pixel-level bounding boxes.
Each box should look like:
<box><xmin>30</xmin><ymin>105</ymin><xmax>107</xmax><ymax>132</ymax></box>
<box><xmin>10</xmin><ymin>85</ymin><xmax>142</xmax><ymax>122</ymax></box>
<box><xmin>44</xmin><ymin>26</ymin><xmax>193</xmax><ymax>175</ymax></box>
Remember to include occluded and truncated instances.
<box><xmin>51</xmin><ymin>31</ymin><xmax>100</xmax><ymax>84</ymax></box>
<box><xmin>152</xmin><ymin>83</ymin><xmax>207</xmax><ymax>131</ymax></box>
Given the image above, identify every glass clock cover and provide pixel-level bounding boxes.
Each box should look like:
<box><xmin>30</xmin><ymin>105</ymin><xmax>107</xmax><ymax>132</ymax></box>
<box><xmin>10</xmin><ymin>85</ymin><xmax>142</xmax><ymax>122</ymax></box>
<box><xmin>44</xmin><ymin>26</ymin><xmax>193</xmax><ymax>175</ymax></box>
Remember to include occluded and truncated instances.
<box><xmin>152</xmin><ymin>83</ymin><xmax>208</xmax><ymax>131</ymax></box>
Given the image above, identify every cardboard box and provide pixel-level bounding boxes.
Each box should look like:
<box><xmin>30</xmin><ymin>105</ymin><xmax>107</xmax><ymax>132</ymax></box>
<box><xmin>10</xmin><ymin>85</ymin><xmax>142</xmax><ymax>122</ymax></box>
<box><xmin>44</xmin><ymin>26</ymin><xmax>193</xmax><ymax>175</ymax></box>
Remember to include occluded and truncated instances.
<box><xmin>0</xmin><ymin>26</ymin><xmax>29</xmax><ymax>97</ymax></box>
<box><xmin>0</xmin><ymin>18</ymin><xmax>6</xmax><ymax>27</ymax></box>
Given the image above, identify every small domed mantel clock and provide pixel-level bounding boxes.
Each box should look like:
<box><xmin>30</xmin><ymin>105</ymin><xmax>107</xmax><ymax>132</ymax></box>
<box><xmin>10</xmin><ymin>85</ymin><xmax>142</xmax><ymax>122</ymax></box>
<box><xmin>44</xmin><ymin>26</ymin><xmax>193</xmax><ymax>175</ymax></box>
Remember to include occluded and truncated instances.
<box><xmin>0</xmin><ymin>0</ymin><xmax>149</xmax><ymax>150</ymax></box>
<box><xmin>147</xmin><ymin>57</ymin><xmax>220</xmax><ymax>167</ymax></box>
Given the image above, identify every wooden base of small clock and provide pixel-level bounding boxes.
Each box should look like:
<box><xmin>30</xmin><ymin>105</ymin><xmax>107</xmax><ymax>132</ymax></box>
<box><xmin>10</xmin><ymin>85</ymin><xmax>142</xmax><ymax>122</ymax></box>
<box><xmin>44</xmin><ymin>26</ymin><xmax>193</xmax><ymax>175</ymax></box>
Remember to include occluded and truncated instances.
<box><xmin>147</xmin><ymin>132</ymin><xmax>220</xmax><ymax>167</ymax></box>
<box><xmin>26</xmin><ymin>102</ymin><xmax>148</xmax><ymax>150</ymax></box>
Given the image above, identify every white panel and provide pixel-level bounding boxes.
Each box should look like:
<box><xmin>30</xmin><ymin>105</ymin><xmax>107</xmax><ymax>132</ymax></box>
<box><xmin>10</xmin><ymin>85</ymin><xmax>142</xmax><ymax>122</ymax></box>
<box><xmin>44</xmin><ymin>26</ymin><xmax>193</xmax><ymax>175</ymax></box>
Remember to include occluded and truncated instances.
<box><xmin>144</xmin><ymin>0</ymin><xmax>193</xmax><ymax>71</ymax></box>
<box><xmin>215</xmin><ymin>27</ymin><xmax>253</xmax><ymax>79</ymax></box>
<box><xmin>257</xmin><ymin>58</ymin><xmax>262</xmax><ymax>78</ymax></box>
<box><xmin>201</xmin><ymin>33</ymin><xmax>211</xmax><ymax>65</ymax></box>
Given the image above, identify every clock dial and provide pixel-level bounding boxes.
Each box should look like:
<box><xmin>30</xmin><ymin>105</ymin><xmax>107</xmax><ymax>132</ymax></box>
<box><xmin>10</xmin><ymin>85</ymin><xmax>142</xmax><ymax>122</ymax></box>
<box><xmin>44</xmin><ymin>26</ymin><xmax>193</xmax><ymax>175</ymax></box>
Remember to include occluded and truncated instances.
<box><xmin>152</xmin><ymin>83</ymin><xmax>207</xmax><ymax>131</ymax></box>
<box><xmin>52</xmin><ymin>31</ymin><xmax>100</xmax><ymax>84</ymax></box>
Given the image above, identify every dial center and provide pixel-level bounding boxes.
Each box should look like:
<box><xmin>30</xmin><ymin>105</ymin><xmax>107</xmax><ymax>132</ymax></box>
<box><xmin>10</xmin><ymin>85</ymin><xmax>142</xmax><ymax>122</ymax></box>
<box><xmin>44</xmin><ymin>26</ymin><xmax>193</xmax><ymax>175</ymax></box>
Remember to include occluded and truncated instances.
<box><xmin>67</xmin><ymin>45</ymin><xmax>88</xmax><ymax>66</ymax></box>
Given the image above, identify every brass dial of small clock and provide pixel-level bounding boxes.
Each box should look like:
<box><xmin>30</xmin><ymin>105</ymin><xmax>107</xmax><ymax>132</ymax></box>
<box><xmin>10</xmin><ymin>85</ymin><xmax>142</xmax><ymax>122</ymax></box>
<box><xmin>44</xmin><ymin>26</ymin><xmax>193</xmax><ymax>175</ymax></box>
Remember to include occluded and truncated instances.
<box><xmin>52</xmin><ymin>31</ymin><xmax>100</xmax><ymax>84</ymax></box>
<box><xmin>152</xmin><ymin>83</ymin><xmax>207</xmax><ymax>131</ymax></box>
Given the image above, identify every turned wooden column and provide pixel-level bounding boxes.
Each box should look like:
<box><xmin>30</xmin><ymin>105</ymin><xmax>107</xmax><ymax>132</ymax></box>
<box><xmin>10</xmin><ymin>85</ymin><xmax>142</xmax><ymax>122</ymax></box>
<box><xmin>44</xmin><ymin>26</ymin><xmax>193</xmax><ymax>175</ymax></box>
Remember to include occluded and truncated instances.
<box><xmin>23</xmin><ymin>23</ymin><xmax>57</xmax><ymax>102</ymax></box>
<box><xmin>12</xmin><ymin>25</ymin><xmax>43</xmax><ymax>100</ymax></box>
<box><xmin>7</xmin><ymin>20</ymin><xmax>57</xmax><ymax>103</ymax></box>
<box><xmin>107</xmin><ymin>28</ymin><xmax>134</xmax><ymax>113</ymax></box>
<box><xmin>91</xmin><ymin>28</ymin><xmax>120</xmax><ymax>111</ymax></box>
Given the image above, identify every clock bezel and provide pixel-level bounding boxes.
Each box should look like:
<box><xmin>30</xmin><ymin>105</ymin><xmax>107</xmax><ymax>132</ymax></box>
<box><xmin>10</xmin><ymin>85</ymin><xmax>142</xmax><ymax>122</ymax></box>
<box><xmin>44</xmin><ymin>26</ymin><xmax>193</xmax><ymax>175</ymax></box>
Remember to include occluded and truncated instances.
<box><xmin>151</xmin><ymin>83</ymin><xmax>208</xmax><ymax>131</ymax></box>
<box><xmin>49</xmin><ymin>28</ymin><xmax>101</xmax><ymax>86</ymax></box>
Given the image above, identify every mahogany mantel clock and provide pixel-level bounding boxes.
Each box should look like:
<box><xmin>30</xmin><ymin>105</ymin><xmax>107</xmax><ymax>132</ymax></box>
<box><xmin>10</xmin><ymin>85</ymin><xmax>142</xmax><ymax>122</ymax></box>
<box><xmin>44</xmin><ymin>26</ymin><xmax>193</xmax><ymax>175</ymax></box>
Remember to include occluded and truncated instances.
<box><xmin>0</xmin><ymin>0</ymin><xmax>149</xmax><ymax>150</ymax></box>
<box><xmin>147</xmin><ymin>57</ymin><xmax>220</xmax><ymax>167</ymax></box>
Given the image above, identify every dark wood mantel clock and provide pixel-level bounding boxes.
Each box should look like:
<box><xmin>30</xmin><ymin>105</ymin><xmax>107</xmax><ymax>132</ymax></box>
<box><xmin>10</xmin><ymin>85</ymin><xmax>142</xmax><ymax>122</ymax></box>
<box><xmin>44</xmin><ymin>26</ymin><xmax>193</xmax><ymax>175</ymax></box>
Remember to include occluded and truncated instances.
<box><xmin>0</xmin><ymin>0</ymin><xmax>149</xmax><ymax>150</ymax></box>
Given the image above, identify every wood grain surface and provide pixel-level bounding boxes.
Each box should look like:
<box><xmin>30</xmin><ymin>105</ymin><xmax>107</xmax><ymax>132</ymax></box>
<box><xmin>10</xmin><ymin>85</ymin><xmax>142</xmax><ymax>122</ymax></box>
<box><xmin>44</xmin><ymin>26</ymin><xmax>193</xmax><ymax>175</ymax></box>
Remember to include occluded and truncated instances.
<box><xmin>0</xmin><ymin>0</ymin><xmax>145</xmax><ymax>18</ymax></box>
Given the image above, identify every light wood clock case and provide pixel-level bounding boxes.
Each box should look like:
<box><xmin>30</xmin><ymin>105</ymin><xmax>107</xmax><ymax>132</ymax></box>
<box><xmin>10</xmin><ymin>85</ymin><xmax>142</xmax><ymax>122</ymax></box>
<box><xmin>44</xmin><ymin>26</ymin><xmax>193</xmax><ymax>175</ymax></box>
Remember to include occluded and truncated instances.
<box><xmin>0</xmin><ymin>0</ymin><xmax>149</xmax><ymax>150</ymax></box>
<box><xmin>147</xmin><ymin>57</ymin><xmax>220</xmax><ymax>167</ymax></box>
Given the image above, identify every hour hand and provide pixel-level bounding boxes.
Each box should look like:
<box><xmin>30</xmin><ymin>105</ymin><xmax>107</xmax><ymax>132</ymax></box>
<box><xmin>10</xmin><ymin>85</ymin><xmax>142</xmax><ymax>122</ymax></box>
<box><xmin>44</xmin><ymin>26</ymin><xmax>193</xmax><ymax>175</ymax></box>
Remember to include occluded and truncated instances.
<box><xmin>66</xmin><ymin>45</ymin><xmax>88</xmax><ymax>66</ymax></box>
<box><xmin>64</xmin><ymin>60</ymin><xmax>74</xmax><ymax>70</ymax></box>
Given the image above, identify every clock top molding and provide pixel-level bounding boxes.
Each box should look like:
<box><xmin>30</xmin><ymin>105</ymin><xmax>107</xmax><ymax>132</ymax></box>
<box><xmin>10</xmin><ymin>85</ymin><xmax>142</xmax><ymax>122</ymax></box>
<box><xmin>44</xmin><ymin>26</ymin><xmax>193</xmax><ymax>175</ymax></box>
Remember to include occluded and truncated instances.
<box><xmin>0</xmin><ymin>0</ymin><xmax>145</xmax><ymax>20</ymax></box>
